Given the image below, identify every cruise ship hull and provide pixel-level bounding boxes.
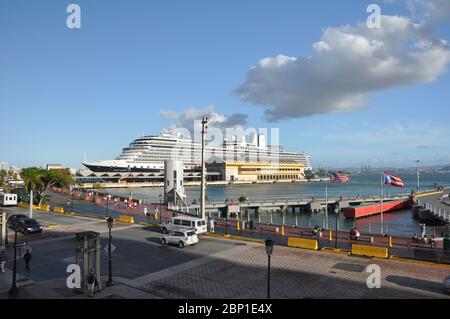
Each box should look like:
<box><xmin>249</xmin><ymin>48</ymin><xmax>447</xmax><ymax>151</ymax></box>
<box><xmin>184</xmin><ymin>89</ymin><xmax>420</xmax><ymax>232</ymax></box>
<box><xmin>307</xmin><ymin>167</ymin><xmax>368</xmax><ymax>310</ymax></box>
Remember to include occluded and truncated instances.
<box><xmin>82</xmin><ymin>163</ymin><xmax>162</xmax><ymax>173</ymax></box>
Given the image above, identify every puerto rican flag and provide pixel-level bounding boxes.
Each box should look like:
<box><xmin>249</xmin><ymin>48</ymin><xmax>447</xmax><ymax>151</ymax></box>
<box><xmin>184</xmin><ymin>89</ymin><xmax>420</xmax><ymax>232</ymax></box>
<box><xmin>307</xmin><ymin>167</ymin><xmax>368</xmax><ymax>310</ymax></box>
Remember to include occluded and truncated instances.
<box><xmin>383</xmin><ymin>172</ymin><xmax>405</xmax><ymax>188</ymax></box>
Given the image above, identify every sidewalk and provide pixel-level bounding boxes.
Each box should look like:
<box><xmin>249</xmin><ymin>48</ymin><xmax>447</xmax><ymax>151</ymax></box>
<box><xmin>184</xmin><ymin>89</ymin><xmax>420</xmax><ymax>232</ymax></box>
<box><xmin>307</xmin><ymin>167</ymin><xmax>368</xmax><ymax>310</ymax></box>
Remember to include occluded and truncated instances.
<box><xmin>0</xmin><ymin>275</ymin><xmax>160</xmax><ymax>299</ymax></box>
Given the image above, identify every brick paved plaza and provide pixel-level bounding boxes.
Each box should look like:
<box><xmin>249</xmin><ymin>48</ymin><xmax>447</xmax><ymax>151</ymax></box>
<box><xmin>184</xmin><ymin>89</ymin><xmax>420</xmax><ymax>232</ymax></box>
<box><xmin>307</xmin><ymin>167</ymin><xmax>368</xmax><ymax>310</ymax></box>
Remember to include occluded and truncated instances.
<box><xmin>141</xmin><ymin>243</ymin><xmax>450</xmax><ymax>299</ymax></box>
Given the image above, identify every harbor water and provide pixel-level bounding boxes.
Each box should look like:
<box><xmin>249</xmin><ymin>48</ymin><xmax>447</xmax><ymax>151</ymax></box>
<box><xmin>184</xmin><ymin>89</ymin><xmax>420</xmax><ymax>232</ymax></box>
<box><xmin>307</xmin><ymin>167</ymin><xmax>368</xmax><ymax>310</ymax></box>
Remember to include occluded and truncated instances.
<box><xmin>104</xmin><ymin>172</ymin><xmax>450</xmax><ymax>237</ymax></box>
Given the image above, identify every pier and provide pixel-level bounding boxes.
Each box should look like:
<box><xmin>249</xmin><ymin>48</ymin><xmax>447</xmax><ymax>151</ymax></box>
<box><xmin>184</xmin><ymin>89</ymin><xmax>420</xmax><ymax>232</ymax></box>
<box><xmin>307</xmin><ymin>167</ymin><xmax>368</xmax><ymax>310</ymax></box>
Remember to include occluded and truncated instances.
<box><xmin>189</xmin><ymin>194</ymin><xmax>411</xmax><ymax>216</ymax></box>
<box><xmin>414</xmin><ymin>188</ymin><xmax>450</xmax><ymax>224</ymax></box>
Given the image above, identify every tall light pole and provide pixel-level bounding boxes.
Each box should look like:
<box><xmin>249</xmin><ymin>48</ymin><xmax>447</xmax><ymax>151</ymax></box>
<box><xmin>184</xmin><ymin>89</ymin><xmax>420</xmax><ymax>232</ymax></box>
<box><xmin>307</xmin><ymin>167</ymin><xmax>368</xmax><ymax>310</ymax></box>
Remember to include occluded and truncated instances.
<box><xmin>29</xmin><ymin>189</ymin><xmax>33</xmax><ymax>219</ymax></box>
<box><xmin>415</xmin><ymin>160</ymin><xmax>420</xmax><ymax>195</ymax></box>
<box><xmin>200</xmin><ymin>117</ymin><xmax>208</xmax><ymax>221</ymax></box>
<box><xmin>325</xmin><ymin>177</ymin><xmax>328</xmax><ymax>229</ymax></box>
<box><xmin>159</xmin><ymin>193</ymin><xmax>162</xmax><ymax>224</ymax></box>
<box><xmin>106</xmin><ymin>217</ymin><xmax>114</xmax><ymax>287</ymax></box>
<box><xmin>334</xmin><ymin>206</ymin><xmax>340</xmax><ymax>249</ymax></box>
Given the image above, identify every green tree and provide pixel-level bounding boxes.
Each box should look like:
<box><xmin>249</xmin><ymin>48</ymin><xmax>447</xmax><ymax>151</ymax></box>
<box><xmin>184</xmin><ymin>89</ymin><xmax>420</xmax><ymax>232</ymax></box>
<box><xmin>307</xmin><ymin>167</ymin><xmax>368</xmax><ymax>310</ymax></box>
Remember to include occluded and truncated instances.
<box><xmin>0</xmin><ymin>169</ymin><xmax>7</xmax><ymax>187</ymax></box>
<box><xmin>21</xmin><ymin>167</ymin><xmax>74</xmax><ymax>205</ymax></box>
<box><xmin>239</xmin><ymin>196</ymin><xmax>248</xmax><ymax>204</ymax></box>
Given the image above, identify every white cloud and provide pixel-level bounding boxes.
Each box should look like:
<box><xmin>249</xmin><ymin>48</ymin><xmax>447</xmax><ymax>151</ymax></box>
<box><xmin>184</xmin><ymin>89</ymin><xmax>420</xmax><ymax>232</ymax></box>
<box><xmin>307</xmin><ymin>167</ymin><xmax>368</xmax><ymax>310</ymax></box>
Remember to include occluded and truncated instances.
<box><xmin>160</xmin><ymin>105</ymin><xmax>248</xmax><ymax>136</ymax></box>
<box><xmin>406</xmin><ymin>0</ymin><xmax>450</xmax><ymax>22</ymax></box>
<box><xmin>235</xmin><ymin>15</ymin><xmax>450</xmax><ymax>121</ymax></box>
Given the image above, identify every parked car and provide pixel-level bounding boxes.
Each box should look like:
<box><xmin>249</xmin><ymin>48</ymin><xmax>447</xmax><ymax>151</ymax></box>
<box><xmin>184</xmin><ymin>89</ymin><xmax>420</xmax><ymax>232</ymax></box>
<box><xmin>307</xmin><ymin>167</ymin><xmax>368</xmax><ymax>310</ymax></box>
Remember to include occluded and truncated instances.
<box><xmin>444</xmin><ymin>276</ymin><xmax>450</xmax><ymax>294</ymax></box>
<box><xmin>16</xmin><ymin>218</ymin><xmax>43</xmax><ymax>235</ymax></box>
<box><xmin>161</xmin><ymin>216</ymin><xmax>207</xmax><ymax>235</ymax></box>
<box><xmin>161</xmin><ymin>230</ymin><xmax>199</xmax><ymax>248</ymax></box>
<box><xmin>7</xmin><ymin>214</ymin><xmax>28</xmax><ymax>229</ymax></box>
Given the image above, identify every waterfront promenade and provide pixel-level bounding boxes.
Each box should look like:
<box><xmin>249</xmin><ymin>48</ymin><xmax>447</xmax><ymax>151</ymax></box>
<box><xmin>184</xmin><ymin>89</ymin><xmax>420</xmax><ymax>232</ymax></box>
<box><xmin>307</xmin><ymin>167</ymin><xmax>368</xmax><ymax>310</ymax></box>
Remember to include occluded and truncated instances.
<box><xmin>33</xmin><ymin>190</ymin><xmax>450</xmax><ymax>265</ymax></box>
<box><xmin>0</xmin><ymin>206</ymin><xmax>449</xmax><ymax>299</ymax></box>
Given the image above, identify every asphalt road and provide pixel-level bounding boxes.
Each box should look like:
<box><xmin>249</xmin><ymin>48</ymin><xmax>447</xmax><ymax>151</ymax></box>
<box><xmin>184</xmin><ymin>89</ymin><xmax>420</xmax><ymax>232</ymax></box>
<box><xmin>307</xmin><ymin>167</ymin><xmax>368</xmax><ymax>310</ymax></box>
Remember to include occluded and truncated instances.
<box><xmin>1</xmin><ymin>207</ymin><xmax>240</xmax><ymax>284</ymax></box>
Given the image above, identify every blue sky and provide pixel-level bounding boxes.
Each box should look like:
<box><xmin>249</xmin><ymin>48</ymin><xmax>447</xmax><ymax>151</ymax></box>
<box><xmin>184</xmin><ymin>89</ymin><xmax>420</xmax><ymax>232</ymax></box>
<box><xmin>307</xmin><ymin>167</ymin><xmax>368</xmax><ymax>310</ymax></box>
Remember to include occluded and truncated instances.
<box><xmin>1</xmin><ymin>0</ymin><xmax>450</xmax><ymax>169</ymax></box>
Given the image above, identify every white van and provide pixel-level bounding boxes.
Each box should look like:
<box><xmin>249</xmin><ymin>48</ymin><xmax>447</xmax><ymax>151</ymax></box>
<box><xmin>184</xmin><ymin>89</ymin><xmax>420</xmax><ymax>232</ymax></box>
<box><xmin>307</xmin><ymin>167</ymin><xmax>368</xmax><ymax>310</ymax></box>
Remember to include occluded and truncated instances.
<box><xmin>0</xmin><ymin>193</ymin><xmax>18</xmax><ymax>207</ymax></box>
<box><xmin>162</xmin><ymin>216</ymin><xmax>207</xmax><ymax>235</ymax></box>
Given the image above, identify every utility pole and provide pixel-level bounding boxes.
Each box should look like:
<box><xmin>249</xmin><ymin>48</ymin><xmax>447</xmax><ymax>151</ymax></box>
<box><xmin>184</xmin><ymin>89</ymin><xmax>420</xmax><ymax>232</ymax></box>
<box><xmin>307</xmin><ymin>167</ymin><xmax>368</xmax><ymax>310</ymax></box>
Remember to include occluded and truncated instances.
<box><xmin>200</xmin><ymin>117</ymin><xmax>208</xmax><ymax>221</ymax></box>
<box><xmin>29</xmin><ymin>189</ymin><xmax>33</xmax><ymax>219</ymax></box>
<box><xmin>415</xmin><ymin>160</ymin><xmax>420</xmax><ymax>195</ymax></box>
<box><xmin>324</xmin><ymin>170</ymin><xmax>328</xmax><ymax>229</ymax></box>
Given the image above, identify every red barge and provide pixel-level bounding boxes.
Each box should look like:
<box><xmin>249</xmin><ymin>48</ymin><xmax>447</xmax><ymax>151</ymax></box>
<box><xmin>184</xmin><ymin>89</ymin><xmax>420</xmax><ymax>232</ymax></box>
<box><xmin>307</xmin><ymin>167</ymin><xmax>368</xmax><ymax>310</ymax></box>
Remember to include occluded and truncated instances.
<box><xmin>343</xmin><ymin>199</ymin><xmax>409</xmax><ymax>219</ymax></box>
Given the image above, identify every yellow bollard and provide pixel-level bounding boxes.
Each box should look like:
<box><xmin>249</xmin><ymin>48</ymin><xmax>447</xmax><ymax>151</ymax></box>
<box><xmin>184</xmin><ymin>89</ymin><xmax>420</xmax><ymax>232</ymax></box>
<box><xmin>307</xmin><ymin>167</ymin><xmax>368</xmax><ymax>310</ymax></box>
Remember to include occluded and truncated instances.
<box><xmin>329</xmin><ymin>230</ymin><xmax>332</xmax><ymax>241</ymax></box>
<box><xmin>281</xmin><ymin>225</ymin><xmax>285</xmax><ymax>236</ymax></box>
<box><xmin>237</xmin><ymin>221</ymin><xmax>240</xmax><ymax>231</ymax></box>
<box><xmin>389</xmin><ymin>236</ymin><xmax>393</xmax><ymax>248</ymax></box>
<box><xmin>154</xmin><ymin>212</ymin><xmax>158</xmax><ymax>221</ymax></box>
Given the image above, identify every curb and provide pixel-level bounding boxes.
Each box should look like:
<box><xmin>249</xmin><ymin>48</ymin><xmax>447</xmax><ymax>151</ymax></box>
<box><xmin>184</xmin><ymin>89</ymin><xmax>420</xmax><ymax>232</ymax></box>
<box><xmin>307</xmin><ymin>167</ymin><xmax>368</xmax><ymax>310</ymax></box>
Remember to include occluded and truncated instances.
<box><xmin>138</xmin><ymin>222</ymin><xmax>162</xmax><ymax>229</ymax></box>
<box><xmin>204</xmin><ymin>232</ymin><xmax>264</xmax><ymax>244</ymax></box>
<box><xmin>43</xmin><ymin>224</ymin><xmax>59</xmax><ymax>229</ymax></box>
<box><xmin>65</xmin><ymin>212</ymin><xmax>106</xmax><ymax>220</ymax></box>
<box><xmin>389</xmin><ymin>255</ymin><xmax>450</xmax><ymax>269</ymax></box>
<box><xmin>321</xmin><ymin>247</ymin><xmax>351</xmax><ymax>256</ymax></box>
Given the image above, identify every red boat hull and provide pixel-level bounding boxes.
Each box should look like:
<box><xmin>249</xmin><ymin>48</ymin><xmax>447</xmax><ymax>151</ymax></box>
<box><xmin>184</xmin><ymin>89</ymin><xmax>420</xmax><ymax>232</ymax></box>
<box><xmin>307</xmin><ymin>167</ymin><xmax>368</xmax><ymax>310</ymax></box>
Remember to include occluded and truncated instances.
<box><xmin>343</xmin><ymin>200</ymin><xmax>408</xmax><ymax>219</ymax></box>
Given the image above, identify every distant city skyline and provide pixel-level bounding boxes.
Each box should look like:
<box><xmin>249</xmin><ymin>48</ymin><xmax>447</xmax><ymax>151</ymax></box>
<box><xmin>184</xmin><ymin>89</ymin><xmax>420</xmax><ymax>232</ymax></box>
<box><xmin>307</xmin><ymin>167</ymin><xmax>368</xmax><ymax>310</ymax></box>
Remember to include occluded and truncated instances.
<box><xmin>1</xmin><ymin>0</ymin><xmax>450</xmax><ymax>169</ymax></box>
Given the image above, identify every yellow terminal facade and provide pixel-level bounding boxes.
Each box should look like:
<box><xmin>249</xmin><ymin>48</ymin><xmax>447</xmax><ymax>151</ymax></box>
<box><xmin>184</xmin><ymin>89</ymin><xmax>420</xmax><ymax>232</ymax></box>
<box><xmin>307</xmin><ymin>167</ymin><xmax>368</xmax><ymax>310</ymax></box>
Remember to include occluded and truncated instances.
<box><xmin>207</xmin><ymin>161</ymin><xmax>306</xmax><ymax>183</ymax></box>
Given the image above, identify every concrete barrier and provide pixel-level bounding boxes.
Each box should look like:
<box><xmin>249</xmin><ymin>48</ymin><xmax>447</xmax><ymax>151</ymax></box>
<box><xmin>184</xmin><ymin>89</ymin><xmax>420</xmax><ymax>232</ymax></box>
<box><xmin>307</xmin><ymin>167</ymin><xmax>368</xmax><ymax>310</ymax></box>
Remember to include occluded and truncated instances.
<box><xmin>416</xmin><ymin>191</ymin><xmax>443</xmax><ymax>198</ymax></box>
<box><xmin>53</xmin><ymin>207</ymin><xmax>65</xmax><ymax>214</ymax></box>
<box><xmin>351</xmin><ymin>244</ymin><xmax>389</xmax><ymax>259</ymax></box>
<box><xmin>38</xmin><ymin>205</ymin><xmax>50</xmax><ymax>212</ymax></box>
<box><xmin>117</xmin><ymin>215</ymin><xmax>135</xmax><ymax>224</ymax></box>
<box><xmin>287</xmin><ymin>237</ymin><xmax>319</xmax><ymax>251</ymax></box>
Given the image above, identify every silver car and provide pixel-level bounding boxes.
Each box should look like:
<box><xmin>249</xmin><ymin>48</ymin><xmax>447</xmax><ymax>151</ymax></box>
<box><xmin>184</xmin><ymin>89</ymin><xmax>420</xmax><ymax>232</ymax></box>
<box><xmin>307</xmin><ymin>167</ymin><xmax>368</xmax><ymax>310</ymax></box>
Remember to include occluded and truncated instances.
<box><xmin>161</xmin><ymin>230</ymin><xmax>199</xmax><ymax>248</ymax></box>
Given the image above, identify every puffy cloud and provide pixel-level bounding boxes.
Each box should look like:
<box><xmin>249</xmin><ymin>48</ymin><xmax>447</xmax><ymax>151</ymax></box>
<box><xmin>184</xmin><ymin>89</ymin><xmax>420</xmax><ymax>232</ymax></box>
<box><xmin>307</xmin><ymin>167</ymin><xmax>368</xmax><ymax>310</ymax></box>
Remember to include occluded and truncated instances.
<box><xmin>406</xmin><ymin>0</ymin><xmax>450</xmax><ymax>22</ymax></box>
<box><xmin>235</xmin><ymin>15</ymin><xmax>450</xmax><ymax>121</ymax></box>
<box><xmin>160</xmin><ymin>105</ymin><xmax>248</xmax><ymax>136</ymax></box>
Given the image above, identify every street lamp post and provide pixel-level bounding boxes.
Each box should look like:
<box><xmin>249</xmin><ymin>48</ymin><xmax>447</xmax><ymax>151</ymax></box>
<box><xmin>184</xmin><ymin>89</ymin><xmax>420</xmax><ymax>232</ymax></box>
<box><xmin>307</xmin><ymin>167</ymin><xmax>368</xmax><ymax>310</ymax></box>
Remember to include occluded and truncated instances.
<box><xmin>106</xmin><ymin>217</ymin><xmax>114</xmax><ymax>287</ymax></box>
<box><xmin>8</xmin><ymin>228</ymin><xmax>18</xmax><ymax>297</ymax></box>
<box><xmin>265</xmin><ymin>238</ymin><xmax>274</xmax><ymax>299</ymax></box>
<box><xmin>71</xmin><ymin>188</ymin><xmax>74</xmax><ymax>213</ymax></box>
<box><xmin>200</xmin><ymin>117</ymin><xmax>208</xmax><ymax>221</ymax></box>
<box><xmin>334</xmin><ymin>206</ymin><xmax>340</xmax><ymax>249</ymax></box>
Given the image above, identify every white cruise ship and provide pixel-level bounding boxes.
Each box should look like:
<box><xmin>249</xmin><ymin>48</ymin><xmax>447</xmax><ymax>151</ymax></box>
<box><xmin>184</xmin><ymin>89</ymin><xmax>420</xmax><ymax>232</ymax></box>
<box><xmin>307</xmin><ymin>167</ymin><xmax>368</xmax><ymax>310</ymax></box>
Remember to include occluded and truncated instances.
<box><xmin>82</xmin><ymin>131</ymin><xmax>312</xmax><ymax>174</ymax></box>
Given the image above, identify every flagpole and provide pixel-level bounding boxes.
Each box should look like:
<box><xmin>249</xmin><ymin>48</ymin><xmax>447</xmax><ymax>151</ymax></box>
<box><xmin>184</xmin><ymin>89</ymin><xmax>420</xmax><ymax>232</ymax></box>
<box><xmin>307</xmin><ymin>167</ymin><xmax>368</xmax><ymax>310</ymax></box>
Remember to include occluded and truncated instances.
<box><xmin>380</xmin><ymin>168</ymin><xmax>384</xmax><ymax>235</ymax></box>
<box><xmin>325</xmin><ymin>170</ymin><xmax>328</xmax><ymax>229</ymax></box>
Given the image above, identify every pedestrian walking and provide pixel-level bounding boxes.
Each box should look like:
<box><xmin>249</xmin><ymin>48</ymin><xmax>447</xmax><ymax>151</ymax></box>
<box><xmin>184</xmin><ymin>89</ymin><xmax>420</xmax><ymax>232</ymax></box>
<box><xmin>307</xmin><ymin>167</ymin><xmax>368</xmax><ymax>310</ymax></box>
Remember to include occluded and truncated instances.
<box><xmin>87</xmin><ymin>269</ymin><xmax>97</xmax><ymax>297</ymax></box>
<box><xmin>0</xmin><ymin>250</ymin><xmax>6</xmax><ymax>274</ymax></box>
<box><xmin>144</xmin><ymin>206</ymin><xmax>148</xmax><ymax>217</ymax></box>
<box><xmin>209</xmin><ymin>217</ymin><xmax>215</xmax><ymax>233</ymax></box>
<box><xmin>24</xmin><ymin>249</ymin><xmax>32</xmax><ymax>272</ymax></box>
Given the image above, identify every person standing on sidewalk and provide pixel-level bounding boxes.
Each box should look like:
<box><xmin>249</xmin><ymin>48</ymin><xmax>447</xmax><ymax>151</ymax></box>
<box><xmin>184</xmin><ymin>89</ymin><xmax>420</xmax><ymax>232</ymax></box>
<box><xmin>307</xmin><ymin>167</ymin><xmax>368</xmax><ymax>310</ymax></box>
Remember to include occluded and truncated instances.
<box><xmin>144</xmin><ymin>206</ymin><xmax>148</xmax><ymax>217</ymax></box>
<box><xmin>24</xmin><ymin>249</ymin><xmax>32</xmax><ymax>272</ymax></box>
<box><xmin>0</xmin><ymin>250</ymin><xmax>6</xmax><ymax>274</ymax></box>
<box><xmin>87</xmin><ymin>270</ymin><xmax>96</xmax><ymax>297</ymax></box>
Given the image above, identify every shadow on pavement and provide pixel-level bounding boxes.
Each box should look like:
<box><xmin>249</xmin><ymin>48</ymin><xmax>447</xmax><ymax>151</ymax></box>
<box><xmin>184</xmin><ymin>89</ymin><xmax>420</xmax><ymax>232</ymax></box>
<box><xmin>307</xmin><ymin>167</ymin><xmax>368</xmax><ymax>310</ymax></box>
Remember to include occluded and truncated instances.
<box><xmin>385</xmin><ymin>275</ymin><xmax>445</xmax><ymax>295</ymax></box>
